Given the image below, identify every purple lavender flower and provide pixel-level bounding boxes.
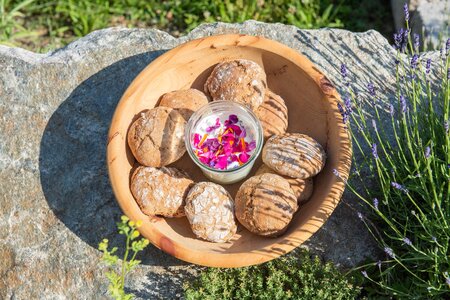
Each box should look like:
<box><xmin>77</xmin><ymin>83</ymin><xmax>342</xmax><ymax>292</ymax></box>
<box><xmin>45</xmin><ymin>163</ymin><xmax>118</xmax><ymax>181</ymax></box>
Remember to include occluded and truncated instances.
<box><xmin>392</xmin><ymin>182</ymin><xmax>408</xmax><ymax>193</ymax></box>
<box><xmin>400</xmin><ymin>95</ymin><xmax>407</xmax><ymax>113</ymax></box>
<box><xmin>372</xmin><ymin>143</ymin><xmax>378</xmax><ymax>159</ymax></box>
<box><xmin>425</xmin><ymin>58</ymin><xmax>431</xmax><ymax>74</ymax></box>
<box><xmin>384</xmin><ymin>247</ymin><xmax>395</xmax><ymax>259</ymax></box>
<box><xmin>333</xmin><ymin>168</ymin><xmax>340</xmax><ymax>177</ymax></box>
<box><xmin>393</xmin><ymin>28</ymin><xmax>407</xmax><ymax>52</ymax></box>
<box><xmin>410</xmin><ymin>54</ymin><xmax>419</xmax><ymax>69</ymax></box>
<box><xmin>446</xmin><ymin>38</ymin><xmax>450</xmax><ymax>55</ymax></box>
<box><xmin>424</xmin><ymin>146</ymin><xmax>431</xmax><ymax>158</ymax></box>
<box><xmin>447</xmin><ymin>68</ymin><xmax>450</xmax><ymax>80</ymax></box>
<box><xmin>337</xmin><ymin>103</ymin><xmax>348</xmax><ymax>124</ymax></box>
<box><xmin>389</xmin><ymin>103</ymin><xmax>395</xmax><ymax>116</ymax></box>
<box><xmin>373</xmin><ymin>198</ymin><xmax>379</xmax><ymax>210</ymax></box>
<box><xmin>357</xmin><ymin>212</ymin><xmax>363</xmax><ymax>220</ymax></box>
<box><xmin>413</xmin><ymin>34</ymin><xmax>420</xmax><ymax>51</ymax></box>
<box><xmin>376</xmin><ymin>260</ymin><xmax>382</xmax><ymax>268</ymax></box>
<box><xmin>445</xmin><ymin>120</ymin><xmax>449</xmax><ymax>133</ymax></box>
<box><xmin>432</xmin><ymin>236</ymin><xmax>437</xmax><ymax>242</ymax></box>
<box><xmin>344</xmin><ymin>95</ymin><xmax>352</xmax><ymax>112</ymax></box>
<box><xmin>403</xmin><ymin>237</ymin><xmax>412</xmax><ymax>246</ymax></box>
<box><xmin>367</xmin><ymin>82</ymin><xmax>376</xmax><ymax>96</ymax></box>
<box><xmin>361</xmin><ymin>270</ymin><xmax>368</xmax><ymax>278</ymax></box>
<box><xmin>403</xmin><ymin>3</ymin><xmax>409</xmax><ymax>21</ymax></box>
<box><xmin>340</xmin><ymin>64</ymin><xmax>348</xmax><ymax>78</ymax></box>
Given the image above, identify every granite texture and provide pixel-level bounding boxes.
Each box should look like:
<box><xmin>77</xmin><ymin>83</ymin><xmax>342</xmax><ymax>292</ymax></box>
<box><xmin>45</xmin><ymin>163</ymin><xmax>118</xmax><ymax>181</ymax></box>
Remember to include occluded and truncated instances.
<box><xmin>0</xmin><ymin>21</ymin><xmax>440</xmax><ymax>299</ymax></box>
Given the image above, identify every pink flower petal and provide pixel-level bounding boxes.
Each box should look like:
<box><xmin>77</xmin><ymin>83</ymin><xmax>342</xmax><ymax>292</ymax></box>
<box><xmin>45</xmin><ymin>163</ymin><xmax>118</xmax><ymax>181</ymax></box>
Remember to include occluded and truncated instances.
<box><xmin>239</xmin><ymin>152</ymin><xmax>249</xmax><ymax>164</ymax></box>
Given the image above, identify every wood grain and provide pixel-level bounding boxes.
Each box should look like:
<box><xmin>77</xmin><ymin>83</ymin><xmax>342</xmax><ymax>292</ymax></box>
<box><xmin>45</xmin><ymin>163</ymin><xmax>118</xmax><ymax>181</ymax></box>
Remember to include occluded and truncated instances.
<box><xmin>107</xmin><ymin>34</ymin><xmax>352</xmax><ymax>267</ymax></box>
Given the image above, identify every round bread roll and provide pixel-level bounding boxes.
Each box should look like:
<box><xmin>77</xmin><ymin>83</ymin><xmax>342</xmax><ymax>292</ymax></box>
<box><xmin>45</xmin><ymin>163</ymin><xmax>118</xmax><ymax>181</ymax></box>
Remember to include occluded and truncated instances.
<box><xmin>255</xmin><ymin>164</ymin><xmax>313</xmax><ymax>205</ymax></box>
<box><xmin>262</xmin><ymin>133</ymin><xmax>326</xmax><ymax>179</ymax></box>
<box><xmin>127</xmin><ymin>107</ymin><xmax>186</xmax><ymax>167</ymax></box>
<box><xmin>130</xmin><ymin>166</ymin><xmax>194</xmax><ymax>217</ymax></box>
<box><xmin>184</xmin><ymin>182</ymin><xmax>237</xmax><ymax>243</ymax></box>
<box><xmin>159</xmin><ymin>89</ymin><xmax>209</xmax><ymax>121</ymax></box>
<box><xmin>235</xmin><ymin>174</ymin><xmax>297</xmax><ymax>237</ymax></box>
<box><xmin>256</xmin><ymin>90</ymin><xmax>288</xmax><ymax>140</ymax></box>
<box><xmin>204</xmin><ymin>59</ymin><xmax>267</xmax><ymax>111</ymax></box>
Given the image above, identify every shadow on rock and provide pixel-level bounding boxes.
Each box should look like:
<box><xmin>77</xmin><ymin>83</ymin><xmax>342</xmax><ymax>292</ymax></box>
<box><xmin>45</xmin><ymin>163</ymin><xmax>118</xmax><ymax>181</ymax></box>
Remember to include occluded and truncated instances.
<box><xmin>39</xmin><ymin>50</ymin><xmax>187</xmax><ymax>267</ymax></box>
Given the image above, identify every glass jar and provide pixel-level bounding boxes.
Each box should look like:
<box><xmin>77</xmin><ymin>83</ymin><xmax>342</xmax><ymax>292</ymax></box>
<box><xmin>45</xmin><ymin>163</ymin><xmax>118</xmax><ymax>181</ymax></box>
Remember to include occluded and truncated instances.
<box><xmin>185</xmin><ymin>101</ymin><xmax>263</xmax><ymax>184</ymax></box>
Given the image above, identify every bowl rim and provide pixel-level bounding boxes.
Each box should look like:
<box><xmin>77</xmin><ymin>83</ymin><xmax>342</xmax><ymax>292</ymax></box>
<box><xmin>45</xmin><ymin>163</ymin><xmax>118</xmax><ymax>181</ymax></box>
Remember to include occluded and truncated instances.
<box><xmin>184</xmin><ymin>100</ymin><xmax>264</xmax><ymax>174</ymax></box>
<box><xmin>106</xmin><ymin>33</ymin><xmax>352</xmax><ymax>268</ymax></box>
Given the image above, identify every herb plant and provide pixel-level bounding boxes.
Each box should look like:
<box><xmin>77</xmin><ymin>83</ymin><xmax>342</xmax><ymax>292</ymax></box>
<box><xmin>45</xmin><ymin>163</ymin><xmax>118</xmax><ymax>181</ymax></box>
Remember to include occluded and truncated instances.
<box><xmin>183</xmin><ymin>250</ymin><xmax>360</xmax><ymax>300</ymax></box>
<box><xmin>98</xmin><ymin>215</ymin><xmax>149</xmax><ymax>300</ymax></box>
<box><xmin>339</xmin><ymin>4</ymin><xmax>450</xmax><ymax>298</ymax></box>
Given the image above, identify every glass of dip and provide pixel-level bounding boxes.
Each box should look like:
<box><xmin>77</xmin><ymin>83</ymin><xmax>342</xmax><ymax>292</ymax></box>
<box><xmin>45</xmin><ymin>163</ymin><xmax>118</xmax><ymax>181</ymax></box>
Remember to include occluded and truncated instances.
<box><xmin>185</xmin><ymin>101</ymin><xmax>263</xmax><ymax>184</ymax></box>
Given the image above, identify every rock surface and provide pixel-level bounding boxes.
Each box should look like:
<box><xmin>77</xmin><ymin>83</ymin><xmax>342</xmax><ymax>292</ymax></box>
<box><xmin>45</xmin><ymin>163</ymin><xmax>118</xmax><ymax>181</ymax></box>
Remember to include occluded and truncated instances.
<box><xmin>0</xmin><ymin>21</ymin><xmax>440</xmax><ymax>299</ymax></box>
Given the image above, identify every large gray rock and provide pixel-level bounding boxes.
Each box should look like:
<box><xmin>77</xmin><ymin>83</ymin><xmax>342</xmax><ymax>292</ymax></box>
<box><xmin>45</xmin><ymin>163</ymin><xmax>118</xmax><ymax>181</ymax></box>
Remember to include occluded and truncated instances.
<box><xmin>0</xmin><ymin>21</ymin><xmax>439</xmax><ymax>299</ymax></box>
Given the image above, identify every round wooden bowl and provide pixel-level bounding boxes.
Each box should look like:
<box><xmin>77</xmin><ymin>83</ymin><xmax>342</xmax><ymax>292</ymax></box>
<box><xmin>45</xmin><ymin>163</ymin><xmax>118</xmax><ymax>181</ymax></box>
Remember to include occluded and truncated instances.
<box><xmin>107</xmin><ymin>34</ymin><xmax>352</xmax><ymax>268</ymax></box>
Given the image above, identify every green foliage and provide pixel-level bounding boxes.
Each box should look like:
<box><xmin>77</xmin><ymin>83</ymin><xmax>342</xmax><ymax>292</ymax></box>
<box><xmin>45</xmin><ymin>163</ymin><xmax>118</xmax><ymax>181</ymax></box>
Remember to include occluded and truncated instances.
<box><xmin>0</xmin><ymin>0</ymin><xmax>350</xmax><ymax>51</ymax></box>
<box><xmin>339</xmin><ymin>9</ymin><xmax>450</xmax><ymax>298</ymax></box>
<box><xmin>0</xmin><ymin>0</ymin><xmax>39</xmax><ymax>46</ymax></box>
<box><xmin>98</xmin><ymin>215</ymin><xmax>150</xmax><ymax>300</ymax></box>
<box><xmin>183</xmin><ymin>250</ymin><xmax>360</xmax><ymax>299</ymax></box>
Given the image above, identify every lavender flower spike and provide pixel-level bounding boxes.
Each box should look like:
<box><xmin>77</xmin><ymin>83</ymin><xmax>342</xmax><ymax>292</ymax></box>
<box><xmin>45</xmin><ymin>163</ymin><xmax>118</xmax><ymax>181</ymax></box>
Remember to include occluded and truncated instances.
<box><xmin>372</xmin><ymin>143</ymin><xmax>379</xmax><ymax>159</ymax></box>
<box><xmin>446</xmin><ymin>38</ymin><xmax>450</xmax><ymax>55</ymax></box>
<box><xmin>425</xmin><ymin>58</ymin><xmax>431</xmax><ymax>74</ymax></box>
<box><xmin>445</xmin><ymin>120</ymin><xmax>449</xmax><ymax>133</ymax></box>
<box><xmin>410</xmin><ymin>54</ymin><xmax>419</xmax><ymax>69</ymax></box>
<box><xmin>367</xmin><ymin>82</ymin><xmax>376</xmax><ymax>96</ymax></box>
<box><xmin>403</xmin><ymin>3</ymin><xmax>409</xmax><ymax>21</ymax></box>
<box><xmin>373</xmin><ymin>198</ymin><xmax>379</xmax><ymax>210</ymax></box>
<box><xmin>357</xmin><ymin>212</ymin><xmax>363</xmax><ymax>220</ymax></box>
<box><xmin>384</xmin><ymin>247</ymin><xmax>395</xmax><ymax>259</ymax></box>
<box><xmin>424</xmin><ymin>146</ymin><xmax>431</xmax><ymax>158</ymax></box>
<box><xmin>361</xmin><ymin>270</ymin><xmax>368</xmax><ymax>278</ymax></box>
<box><xmin>344</xmin><ymin>95</ymin><xmax>352</xmax><ymax>112</ymax></box>
<box><xmin>391</xmin><ymin>182</ymin><xmax>408</xmax><ymax>193</ymax></box>
<box><xmin>413</xmin><ymin>34</ymin><xmax>420</xmax><ymax>51</ymax></box>
<box><xmin>403</xmin><ymin>237</ymin><xmax>412</xmax><ymax>246</ymax></box>
<box><xmin>400</xmin><ymin>95</ymin><xmax>407</xmax><ymax>113</ymax></box>
<box><xmin>389</xmin><ymin>103</ymin><xmax>395</xmax><ymax>116</ymax></box>
<box><xmin>340</xmin><ymin>64</ymin><xmax>348</xmax><ymax>78</ymax></box>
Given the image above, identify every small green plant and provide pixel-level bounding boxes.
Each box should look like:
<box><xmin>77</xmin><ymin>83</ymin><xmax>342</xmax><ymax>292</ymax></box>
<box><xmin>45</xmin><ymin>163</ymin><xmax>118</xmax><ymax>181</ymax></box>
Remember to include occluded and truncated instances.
<box><xmin>98</xmin><ymin>215</ymin><xmax>150</xmax><ymax>300</ymax></box>
<box><xmin>0</xmin><ymin>0</ymin><xmax>39</xmax><ymax>46</ymax></box>
<box><xmin>338</xmin><ymin>4</ymin><xmax>450</xmax><ymax>298</ymax></box>
<box><xmin>183</xmin><ymin>250</ymin><xmax>360</xmax><ymax>300</ymax></box>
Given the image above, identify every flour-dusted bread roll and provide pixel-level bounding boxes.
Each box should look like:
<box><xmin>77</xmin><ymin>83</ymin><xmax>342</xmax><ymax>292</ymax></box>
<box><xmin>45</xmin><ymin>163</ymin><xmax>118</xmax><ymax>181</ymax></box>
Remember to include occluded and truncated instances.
<box><xmin>235</xmin><ymin>174</ymin><xmax>297</xmax><ymax>237</ymax></box>
<box><xmin>127</xmin><ymin>107</ymin><xmax>186</xmax><ymax>167</ymax></box>
<box><xmin>204</xmin><ymin>59</ymin><xmax>267</xmax><ymax>111</ymax></box>
<box><xmin>256</xmin><ymin>90</ymin><xmax>288</xmax><ymax>140</ymax></box>
<box><xmin>184</xmin><ymin>182</ymin><xmax>237</xmax><ymax>243</ymax></box>
<box><xmin>159</xmin><ymin>89</ymin><xmax>209</xmax><ymax>121</ymax></box>
<box><xmin>262</xmin><ymin>133</ymin><xmax>326</xmax><ymax>179</ymax></box>
<box><xmin>255</xmin><ymin>164</ymin><xmax>313</xmax><ymax>205</ymax></box>
<box><xmin>131</xmin><ymin>166</ymin><xmax>194</xmax><ymax>217</ymax></box>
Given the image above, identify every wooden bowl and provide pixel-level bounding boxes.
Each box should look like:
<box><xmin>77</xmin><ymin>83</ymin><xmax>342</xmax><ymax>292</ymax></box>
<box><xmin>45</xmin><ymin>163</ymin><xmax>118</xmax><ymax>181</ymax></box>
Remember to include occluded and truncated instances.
<box><xmin>107</xmin><ymin>34</ymin><xmax>352</xmax><ymax>267</ymax></box>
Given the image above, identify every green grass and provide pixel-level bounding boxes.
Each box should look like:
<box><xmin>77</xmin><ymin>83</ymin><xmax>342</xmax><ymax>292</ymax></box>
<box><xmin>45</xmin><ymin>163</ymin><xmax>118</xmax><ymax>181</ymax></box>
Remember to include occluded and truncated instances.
<box><xmin>183</xmin><ymin>249</ymin><xmax>361</xmax><ymax>300</ymax></box>
<box><xmin>0</xmin><ymin>0</ymin><xmax>394</xmax><ymax>52</ymax></box>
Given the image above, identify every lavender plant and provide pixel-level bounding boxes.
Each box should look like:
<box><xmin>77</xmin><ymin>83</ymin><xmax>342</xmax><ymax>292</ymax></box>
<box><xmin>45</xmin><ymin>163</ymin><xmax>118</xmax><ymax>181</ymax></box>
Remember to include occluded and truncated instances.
<box><xmin>338</xmin><ymin>5</ymin><xmax>449</xmax><ymax>298</ymax></box>
<box><xmin>98</xmin><ymin>216</ymin><xmax>149</xmax><ymax>300</ymax></box>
